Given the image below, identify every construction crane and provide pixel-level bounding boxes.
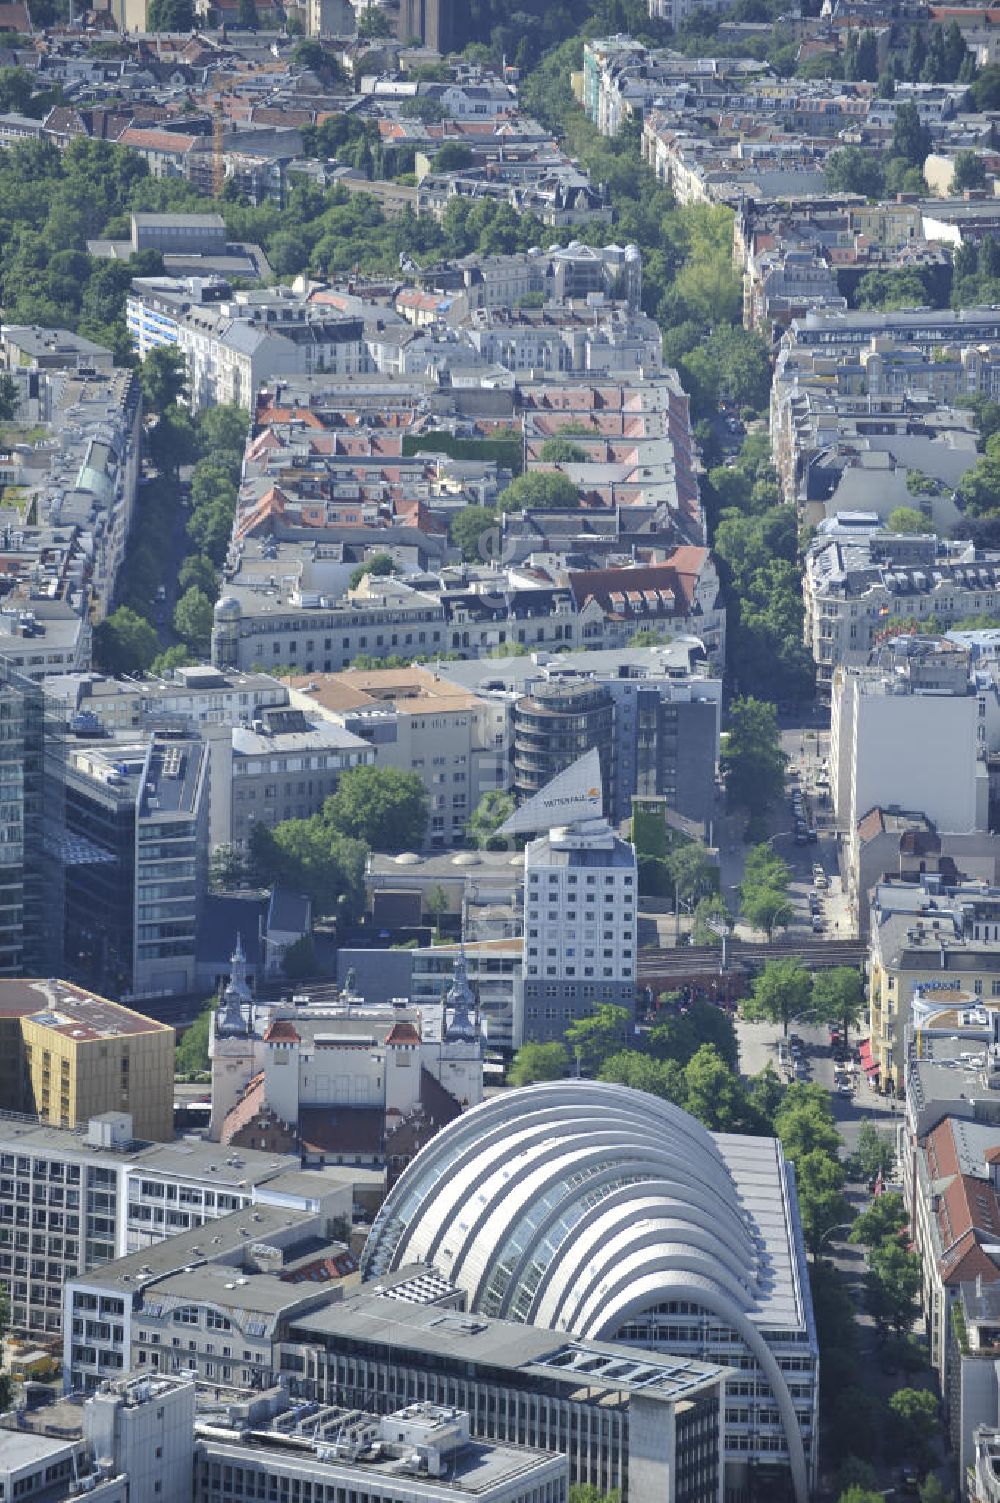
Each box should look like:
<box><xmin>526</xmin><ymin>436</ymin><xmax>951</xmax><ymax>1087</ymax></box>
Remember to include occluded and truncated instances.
<box><xmin>212</xmin><ymin>98</ymin><xmax>225</xmax><ymax>199</ymax></box>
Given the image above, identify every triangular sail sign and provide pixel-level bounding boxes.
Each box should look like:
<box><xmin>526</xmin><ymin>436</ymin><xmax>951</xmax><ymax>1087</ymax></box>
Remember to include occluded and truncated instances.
<box><xmin>498</xmin><ymin>748</ymin><xmax>603</xmax><ymax>838</ymax></box>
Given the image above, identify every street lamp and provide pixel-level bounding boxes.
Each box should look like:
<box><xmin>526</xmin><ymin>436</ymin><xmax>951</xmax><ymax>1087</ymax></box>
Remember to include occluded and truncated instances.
<box><xmin>815</xmin><ymin>1221</ymin><xmax>854</xmax><ymax>1262</ymax></box>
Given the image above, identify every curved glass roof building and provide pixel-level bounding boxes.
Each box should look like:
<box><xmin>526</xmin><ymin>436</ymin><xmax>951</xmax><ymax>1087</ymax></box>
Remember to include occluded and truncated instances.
<box><xmin>362</xmin><ymin>1081</ymin><xmax>818</xmax><ymax>1503</ymax></box>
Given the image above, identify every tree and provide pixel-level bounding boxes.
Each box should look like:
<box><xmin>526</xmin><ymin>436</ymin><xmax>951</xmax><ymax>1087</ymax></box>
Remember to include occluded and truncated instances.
<box><xmin>971</xmin><ymin>65</ymin><xmax>1000</xmax><ymax>111</ymax></box>
<box><xmin>887</xmin><ymin>506</ymin><xmax>927</xmax><ymax>534</ymax></box>
<box><xmin>568</xmin><ymin>1488</ymin><xmax>620</xmax><ymax>1503</ymax></box>
<box><xmin>539</xmin><ymin>437</ymin><xmax>589</xmax><ymax>462</ymax></box>
<box><xmin>836</xmin><ymin>1490</ymin><xmax>883</xmax><ymax>1503</ymax></box>
<box><xmin>811</xmin><ymin>967</ymin><xmax>865</xmax><ymax>1040</ymax></box>
<box><xmin>209</xmin><ymin>843</ymin><xmax>251</xmax><ymax>891</ymax></box>
<box><xmin>824</xmin><ymin>146</ymin><xmax>885</xmax><ymax>198</ymax></box>
<box><xmin>425</xmin><ymin>883</ymin><xmax>448</xmax><ymax>937</ymax></box>
<box><xmin>742</xmin><ymin>844</ymin><xmax>790</xmax><ymax>891</ymax></box>
<box><xmin>450</xmin><ymin>504</ymin><xmax>497</xmax><ymax>563</ymax></box>
<box><xmin>139</xmin><ymin>345</ymin><xmax>188</xmax><ymax>410</ymax></box>
<box><xmin>431</xmin><ymin>143</ymin><xmax>474</xmax><ymax>174</ymax></box>
<box><xmin>740</xmin><ymin>886</ymin><xmax>794</xmax><ymax>939</ymax></box>
<box><xmin>498</xmin><ymin>471</ymin><xmax>579</xmax><ymax>512</ymax></box>
<box><xmin>178</xmin><ymin>553</ymin><xmax>219</xmax><ymax>600</ymax></box>
<box><xmin>147</xmin><ymin>0</ymin><xmax>194</xmax><ymax>26</ymax></box>
<box><xmin>197</xmin><ymin>404</ymin><xmax>247</xmax><ymax>456</ymax></box>
<box><xmin>357</xmin><ymin>2</ymin><xmax>392</xmax><ymax>36</ymax></box>
<box><xmin>918</xmin><ymin>1476</ymin><xmax>951</xmax><ymax>1503</ymax></box>
<box><xmin>856</xmin><ymin>268</ymin><xmax>932</xmax><ymax>312</ymax></box>
<box><xmin>691</xmin><ymin>893</ymin><xmax>732</xmax><ymax>946</ymax></box>
<box><xmin>0</xmin><ymin>372</ymin><xmax>18</xmax><ymax>422</ymax></box>
<box><xmin>887</xmin><ymin>1388</ymin><xmax>939</xmax><ymax>1467</ymax></box>
<box><xmin>598</xmin><ymin>1050</ymin><xmax>686</xmax><ymax>1103</ymax></box>
<box><xmin>721</xmin><ymin>697</ymin><xmax>785</xmax><ymax>815</ymax></box>
<box><xmin>774</xmin><ymin>1083</ymin><xmax>843</xmax><ymax>1163</ymax></box>
<box><xmin>683</xmin><ymin>1044</ymin><xmax>753</xmax><ymax>1131</ymax></box>
<box><xmin>151</xmin><ymin>645</ymin><xmax>194</xmax><ymax>677</ymax></box>
<box><xmin>93</xmin><ymin>607</ymin><xmax>158</xmax><ymax>676</ymax></box>
<box><xmin>468</xmin><ymin>790</ymin><xmax>515</xmax><ymax>850</ymax></box>
<box><xmin>953</xmin><ymin>149</ymin><xmax>987</xmax><ymax>191</ymax></box>
<box><xmin>854</xmin><ymin>1122</ymin><xmax>897</xmax><ymax>1184</ymax></box>
<box><xmin>173</xmin><ymin>586</ymin><xmax>214</xmax><ymax>655</ymax></box>
<box><xmin>282</xmin><ymin>934</ymin><xmax>316</xmax><ymax>979</ymax></box>
<box><xmin>850</xmin><ymin>1191</ymin><xmax>908</xmax><ymax>1249</ymax></box>
<box><xmin>892</xmin><ymin>100</ymin><xmax>932</xmax><ymax>167</ymax></box>
<box><xmin>650</xmin><ymin>998</ymin><xmax>739</xmax><ymax>1072</ymax></box>
<box><xmin>868</xmin><ymin>1243</ymin><xmax>922</xmax><ymax>1339</ymax></box>
<box><xmin>249</xmin><ymin>819</ymin><xmax>367</xmax><ymax>917</ymax></box>
<box><xmin>666</xmin><ymin>843</ymin><xmax>718</xmax><ymax>905</ymax></box>
<box><xmin>349</xmin><ymin>553</ymin><xmax>397</xmax><ymax>589</ymax></box>
<box><xmin>324</xmin><ymin>765</ymin><xmax>428</xmax><ymax>852</ymax></box>
<box><xmin>508</xmin><ymin>1040</ymin><xmax>568</xmax><ymax>1086</ymax></box>
<box><xmin>175</xmin><ymin>1002</ymin><xmax>213</xmax><ymax>1076</ymax></box>
<box><xmin>566</xmin><ymin>1004</ymin><xmax>629</xmax><ymax>1075</ymax></box>
<box><xmin>795</xmin><ymin>1148</ymin><xmax>852</xmax><ymax>1257</ymax></box>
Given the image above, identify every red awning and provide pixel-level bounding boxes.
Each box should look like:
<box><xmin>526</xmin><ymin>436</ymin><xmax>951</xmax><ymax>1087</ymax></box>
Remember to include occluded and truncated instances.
<box><xmin>864</xmin><ymin>1061</ymin><xmax>880</xmax><ymax>1076</ymax></box>
<box><xmin>858</xmin><ymin>1040</ymin><xmax>873</xmax><ymax>1064</ymax></box>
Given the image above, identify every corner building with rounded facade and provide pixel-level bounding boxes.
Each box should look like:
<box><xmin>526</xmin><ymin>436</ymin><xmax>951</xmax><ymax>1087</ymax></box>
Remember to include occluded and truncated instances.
<box><xmin>362</xmin><ymin>1081</ymin><xmax>819</xmax><ymax>1503</ymax></box>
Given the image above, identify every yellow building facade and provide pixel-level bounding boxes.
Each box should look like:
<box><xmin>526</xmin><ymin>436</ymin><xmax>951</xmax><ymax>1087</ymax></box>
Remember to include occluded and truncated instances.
<box><xmin>0</xmin><ymin>979</ymin><xmax>174</xmax><ymax>1141</ymax></box>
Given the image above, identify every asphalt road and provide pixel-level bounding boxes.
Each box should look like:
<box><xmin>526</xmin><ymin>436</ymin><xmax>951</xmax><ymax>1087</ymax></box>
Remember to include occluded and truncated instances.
<box><xmin>736</xmin><ymin>1014</ymin><xmax>902</xmax><ymax>1160</ymax></box>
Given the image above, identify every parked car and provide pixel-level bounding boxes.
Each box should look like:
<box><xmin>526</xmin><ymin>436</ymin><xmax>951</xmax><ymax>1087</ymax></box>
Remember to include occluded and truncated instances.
<box><xmin>837</xmin><ymin>1079</ymin><xmax>854</xmax><ymax>1097</ymax></box>
<box><xmin>812</xmin><ymin>915</ymin><xmax>824</xmax><ymax>933</ymax></box>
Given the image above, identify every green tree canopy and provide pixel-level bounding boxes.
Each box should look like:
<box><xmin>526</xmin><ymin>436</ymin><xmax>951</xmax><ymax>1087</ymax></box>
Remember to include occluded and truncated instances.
<box><xmin>887</xmin><ymin>506</ymin><xmax>928</xmax><ymax>534</ymax></box>
<box><xmin>795</xmin><ymin>1148</ymin><xmax>852</xmax><ymax>1257</ymax></box>
<box><xmin>93</xmin><ymin>607</ymin><xmax>159</xmax><ymax>676</ymax></box>
<box><xmin>450</xmin><ymin>504</ymin><xmax>496</xmax><ymax>563</ymax></box>
<box><xmin>467</xmin><ymin>789</ymin><xmax>515</xmax><ymax>849</ymax></box>
<box><xmin>892</xmin><ymin>100</ymin><xmax>932</xmax><ymax>166</ymax></box>
<box><xmin>566</xmin><ymin>1004</ymin><xmax>629</xmax><ymax>1075</ymax></box>
<box><xmin>665</xmin><ymin>842</ymin><xmax>718</xmax><ymax>904</ymax></box>
<box><xmin>172</xmin><ymin>586</ymin><xmax>214</xmax><ymax>655</ymax></box>
<box><xmin>176</xmin><ymin>1002</ymin><xmax>213</xmax><ymax>1075</ymax></box>
<box><xmin>721</xmin><ymin>697</ymin><xmax>785</xmax><ymax>815</ymax></box>
<box><xmin>499</xmin><ymin>471</ymin><xmax>579</xmax><ymax>511</ymax></box>
<box><xmin>349</xmin><ymin>553</ymin><xmax>397</xmax><ymax>589</ymax></box>
<box><xmin>887</xmin><ymin>1387</ymin><xmax>939</xmax><ymax>1467</ymax></box>
<box><xmin>649</xmin><ymin>998</ymin><xmax>739</xmax><ymax>1073</ymax></box>
<box><xmin>850</xmin><ymin>1191</ymin><xmax>908</xmax><ymax>1248</ymax></box>
<box><xmin>868</xmin><ymin>1243</ymin><xmax>922</xmax><ymax>1339</ymax></box>
<box><xmin>508</xmin><ymin>1041</ymin><xmax>569</xmax><ymax>1086</ymax></box>
<box><xmin>811</xmin><ymin>967</ymin><xmax>866</xmax><ymax>1039</ymax></box>
<box><xmin>824</xmin><ymin>146</ymin><xmax>885</xmax><ymax>198</ymax></box>
<box><xmin>178</xmin><ymin>554</ymin><xmax>219</xmax><ymax>601</ymax></box>
<box><xmin>431</xmin><ymin>143</ymin><xmax>474</xmax><ymax>174</ymax></box>
<box><xmin>746</xmin><ymin>958</ymin><xmax>813</xmax><ymax>1038</ymax></box>
<box><xmin>282</xmin><ymin>934</ymin><xmax>316</xmax><ymax>979</ymax></box>
<box><xmin>249</xmin><ymin>819</ymin><xmax>367</xmax><ymax>918</ymax></box>
<box><xmin>139</xmin><ymin>345</ymin><xmax>188</xmax><ymax>411</ymax></box>
<box><xmin>953</xmin><ymin>149</ymin><xmax>987</xmax><ymax>191</ymax></box>
<box><xmin>539</xmin><ymin>437</ymin><xmax>589</xmax><ymax>463</ymax></box>
<box><xmin>774</xmin><ymin>1082</ymin><xmax>843</xmax><ymax>1163</ymax></box>
<box><xmin>598</xmin><ymin>1050</ymin><xmax>685</xmax><ymax>1102</ymax></box>
<box><xmin>324</xmin><ymin>765</ymin><xmax>428</xmax><ymax>852</ymax></box>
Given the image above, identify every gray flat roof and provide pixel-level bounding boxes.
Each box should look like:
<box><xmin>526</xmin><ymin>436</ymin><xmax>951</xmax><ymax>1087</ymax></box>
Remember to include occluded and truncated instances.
<box><xmin>149</xmin><ymin>1261</ymin><xmax>335</xmax><ymax>1318</ymax></box>
<box><xmin>74</xmin><ymin>1205</ymin><xmax>314</xmax><ymax>1292</ymax></box>
<box><xmin>0</xmin><ymin>1431</ymin><xmax>77</xmax><ymax>1471</ymax></box>
<box><xmin>291</xmin><ymin>1274</ymin><xmax>728</xmax><ymax>1405</ymax></box>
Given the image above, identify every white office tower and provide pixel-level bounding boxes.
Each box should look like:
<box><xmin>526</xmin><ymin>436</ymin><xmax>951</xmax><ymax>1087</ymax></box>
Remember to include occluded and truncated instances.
<box><xmin>84</xmin><ymin>1375</ymin><xmax>196</xmax><ymax>1503</ymax></box>
<box><xmin>506</xmin><ymin>751</ymin><xmax>637</xmax><ymax>1045</ymax></box>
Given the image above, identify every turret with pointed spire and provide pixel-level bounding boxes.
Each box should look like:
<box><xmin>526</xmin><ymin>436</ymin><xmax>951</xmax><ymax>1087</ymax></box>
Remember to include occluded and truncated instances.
<box><xmin>216</xmin><ymin>933</ymin><xmax>252</xmax><ymax>1037</ymax></box>
<box><xmin>444</xmin><ymin>950</ymin><xmax>480</xmax><ymax>1044</ymax></box>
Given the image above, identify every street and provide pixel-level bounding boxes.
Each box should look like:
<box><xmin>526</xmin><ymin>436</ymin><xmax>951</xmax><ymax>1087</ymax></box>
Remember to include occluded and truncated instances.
<box><xmin>736</xmin><ymin>1014</ymin><xmax>900</xmax><ymax>1160</ymax></box>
